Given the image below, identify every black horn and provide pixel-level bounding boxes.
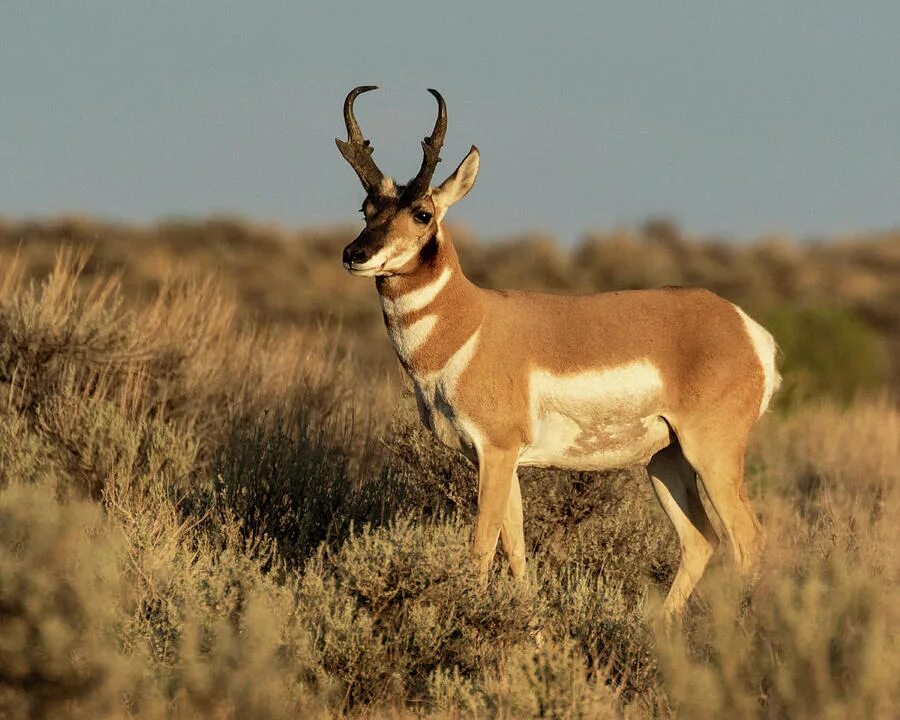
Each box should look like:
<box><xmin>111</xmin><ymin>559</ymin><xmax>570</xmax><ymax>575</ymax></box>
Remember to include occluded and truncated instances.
<box><xmin>335</xmin><ymin>85</ymin><xmax>387</xmax><ymax>193</ymax></box>
<box><xmin>404</xmin><ymin>88</ymin><xmax>448</xmax><ymax>199</ymax></box>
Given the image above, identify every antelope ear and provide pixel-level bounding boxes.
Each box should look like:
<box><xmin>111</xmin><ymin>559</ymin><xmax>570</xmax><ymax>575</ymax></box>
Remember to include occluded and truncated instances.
<box><xmin>432</xmin><ymin>146</ymin><xmax>480</xmax><ymax>208</ymax></box>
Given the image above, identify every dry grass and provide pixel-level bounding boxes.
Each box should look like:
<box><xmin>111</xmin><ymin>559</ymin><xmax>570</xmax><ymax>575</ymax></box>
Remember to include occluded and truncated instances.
<box><xmin>0</xmin><ymin>232</ymin><xmax>897</xmax><ymax>718</ymax></box>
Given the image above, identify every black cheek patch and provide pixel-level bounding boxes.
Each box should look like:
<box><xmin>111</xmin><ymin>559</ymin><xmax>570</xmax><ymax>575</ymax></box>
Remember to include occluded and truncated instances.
<box><xmin>419</xmin><ymin>233</ymin><xmax>439</xmax><ymax>265</ymax></box>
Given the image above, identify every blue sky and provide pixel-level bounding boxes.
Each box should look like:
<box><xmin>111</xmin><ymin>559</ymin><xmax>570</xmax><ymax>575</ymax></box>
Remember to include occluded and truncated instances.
<box><xmin>2</xmin><ymin>2</ymin><xmax>897</xmax><ymax>243</ymax></box>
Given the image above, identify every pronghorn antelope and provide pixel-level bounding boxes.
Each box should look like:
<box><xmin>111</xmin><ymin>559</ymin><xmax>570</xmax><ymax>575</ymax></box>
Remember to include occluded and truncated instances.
<box><xmin>336</xmin><ymin>86</ymin><xmax>780</xmax><ymax>616</ymax></box>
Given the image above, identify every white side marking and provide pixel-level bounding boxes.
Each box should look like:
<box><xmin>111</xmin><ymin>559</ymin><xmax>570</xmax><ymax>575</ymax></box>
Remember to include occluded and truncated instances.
<box><xmin>381</xmin><ymin>267</ymin><xmax>452</xmax><ymax>317</ymax></box>
<box><xmin>529</xmin><ymin>362</ymin><xmax>664</xmax><ymax>410</ymax></box>
<box><xmin>735</xmin><ymin>307</ymin><xmax>781</xmax><ymax>417</ymax></box>
<box><xmin>522</xmin><ymin>361</ymin><xmax>669</xmax><ymax>469</ymax></box>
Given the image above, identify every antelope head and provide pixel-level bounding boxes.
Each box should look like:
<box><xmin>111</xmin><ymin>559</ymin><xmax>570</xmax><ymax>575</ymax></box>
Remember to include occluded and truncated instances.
<box><xmin>337</xmin><ymin>86</ymin><xmax>480</xmax><ymax>277</ymax></box>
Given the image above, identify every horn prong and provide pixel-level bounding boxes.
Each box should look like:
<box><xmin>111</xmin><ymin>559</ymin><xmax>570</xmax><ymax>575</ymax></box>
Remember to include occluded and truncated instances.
<box><xmin>336</xmin><ymin>86</ymin><xmax>387</xmax><ymax>193</ymax></box>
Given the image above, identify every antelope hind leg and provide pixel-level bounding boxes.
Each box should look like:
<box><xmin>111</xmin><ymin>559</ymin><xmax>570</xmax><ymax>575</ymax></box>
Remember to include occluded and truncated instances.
<box><xmin>648</xmin><ymin>443</ymin><xmax>720</xmax><ymax>618</ymax></box>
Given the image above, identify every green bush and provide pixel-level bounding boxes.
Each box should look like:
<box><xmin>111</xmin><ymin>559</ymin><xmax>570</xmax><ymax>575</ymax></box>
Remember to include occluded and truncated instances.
<box><xmin>765</xmin><ymin>304</ymin><xmax>887</xmax><ymax>404</ymax></box>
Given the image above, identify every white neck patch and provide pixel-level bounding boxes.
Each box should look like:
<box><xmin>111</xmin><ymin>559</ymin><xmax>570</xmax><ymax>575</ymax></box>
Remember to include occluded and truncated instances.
<box><xmin>381</xmin><ymin>266</ymin><xmax>453</xmax><ymax>318</ymax></box>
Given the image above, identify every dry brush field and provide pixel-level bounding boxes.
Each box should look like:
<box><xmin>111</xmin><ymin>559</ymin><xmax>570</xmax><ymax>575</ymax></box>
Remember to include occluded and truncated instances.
<box><xmin>0</xmin><ymin>218</ymin><xmax>898</xmax><ymax>718</ymax></box>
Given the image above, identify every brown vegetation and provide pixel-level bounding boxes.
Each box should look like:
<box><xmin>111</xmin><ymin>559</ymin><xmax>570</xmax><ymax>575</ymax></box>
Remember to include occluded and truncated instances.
<box><xmin>1</xmin><ymin>217</ymin><xmax>898</xmax><ymax>394</ymax></box>
<box><xmin>0</xmin><ymin>220</ymin><xmax>898</xmax><ymax>718</ymax></box>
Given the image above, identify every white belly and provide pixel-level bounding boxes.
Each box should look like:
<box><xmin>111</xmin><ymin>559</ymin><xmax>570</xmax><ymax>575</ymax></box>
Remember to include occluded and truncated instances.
<box><xmin>520</xmin><ymin>362</ymin><xmax>671</xmax><ymax>470</ymax></box>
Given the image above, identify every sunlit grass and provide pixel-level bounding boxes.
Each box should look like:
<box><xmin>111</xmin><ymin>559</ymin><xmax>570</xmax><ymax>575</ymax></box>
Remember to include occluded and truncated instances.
<box><xmin>0</xmin><ymin>246</ymin><xmax>896</xmax><ymax>718</ymax></box>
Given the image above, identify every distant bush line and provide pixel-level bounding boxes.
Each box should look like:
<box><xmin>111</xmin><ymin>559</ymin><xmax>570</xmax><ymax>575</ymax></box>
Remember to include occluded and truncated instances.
<box><xmin>1</xmin><ymin>215</ymin><xmax>897</xmax><ymax>403</ymax></box>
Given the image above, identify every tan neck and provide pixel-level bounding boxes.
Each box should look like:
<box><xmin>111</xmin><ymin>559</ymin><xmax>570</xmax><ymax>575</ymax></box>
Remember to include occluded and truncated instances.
<box><xmin>376</xmin><ymin>226</ymin><xmax>484</xmax><ymax>376</ymax></box>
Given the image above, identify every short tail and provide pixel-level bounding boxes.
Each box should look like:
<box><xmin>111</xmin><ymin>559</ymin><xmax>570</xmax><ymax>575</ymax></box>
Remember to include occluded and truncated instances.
<box><xmin>735</xmin><ymin>307</ymin><xmax>781</xmax><ymax>417</ymax></box>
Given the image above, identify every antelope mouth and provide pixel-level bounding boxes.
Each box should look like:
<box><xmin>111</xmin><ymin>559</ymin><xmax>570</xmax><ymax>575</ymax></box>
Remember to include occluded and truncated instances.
<box><xmin>345</xmin><ymin>260</ymin><xmax>385</xmax><ymax>277</ymax></box>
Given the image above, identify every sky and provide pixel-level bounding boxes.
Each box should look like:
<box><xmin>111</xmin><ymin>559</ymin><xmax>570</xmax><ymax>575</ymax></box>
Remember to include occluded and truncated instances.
<box><xmin>1</xmin><ymin>2</ymin><xmax>898</xmax><ymax>244</ymax></box>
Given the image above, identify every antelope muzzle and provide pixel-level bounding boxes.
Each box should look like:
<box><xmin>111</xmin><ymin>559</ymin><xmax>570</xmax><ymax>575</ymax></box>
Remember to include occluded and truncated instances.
<box><xmin>342</xmin><ymin>231</ymin><xmax>386</xmax><ymax>275</ymax></box>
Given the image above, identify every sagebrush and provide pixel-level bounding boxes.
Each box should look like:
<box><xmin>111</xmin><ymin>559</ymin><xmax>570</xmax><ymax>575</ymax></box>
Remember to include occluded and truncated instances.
<box><xmin>0</xmin><ymin>246</ymin><xmax>897</xmax><ymax>718</ymax></box>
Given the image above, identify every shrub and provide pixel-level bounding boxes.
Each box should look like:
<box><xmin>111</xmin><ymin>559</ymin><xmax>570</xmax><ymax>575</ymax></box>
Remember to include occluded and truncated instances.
<box><xmin>480</xmin><ymin>639</ymin><xmax>624</xmax><ymax>720</ymax></box>
<box><xmin>0</xmin><ymin>482</ymin><xmax>141</xmax><ymax>718</ymax></box>
<box><xmin>659</xmin><ymin>398</ymin><xmax>900</xmax><ymax>719</ymax></box>
<box><xmin>656</xmin><ymin>553</ymin><xmax>898</xmax><ymax>719</ymax></box>
<box><xmin>765</xmin><ymin>304</ymin><xmax>887</xmax><ymax>404</ymax></box>
<box><xmin>1</xmin><ymin>246</ymin><xmax>898</xmax><ymax>718</ymax></box>
<box><xmin>297</xmin><ymin>517</ymin><xmax>542</xmax><ymax>708</ymax></box>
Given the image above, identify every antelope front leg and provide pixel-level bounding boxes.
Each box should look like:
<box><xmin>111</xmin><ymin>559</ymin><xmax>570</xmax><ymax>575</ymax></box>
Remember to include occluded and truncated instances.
<box><xmin>472</xmin><ymin>447</ymin><xmax>520</xmax><ymax>579</ymax></box>
<box><xmin>499</xmin><ymin>471</ymin><xmax>526</xmax><ymax>579</ymax></box>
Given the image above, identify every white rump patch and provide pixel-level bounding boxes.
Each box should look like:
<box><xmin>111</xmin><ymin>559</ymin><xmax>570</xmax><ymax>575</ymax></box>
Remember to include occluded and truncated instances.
<box><xmin>735</xmin><ymin>307</ymin><xmax>781</xmax><ymax>417</ymax></box>
<box><xmin>521</xmin><ymin>361</ymin><xmax>670</xmax><ymax>470</ymax></box>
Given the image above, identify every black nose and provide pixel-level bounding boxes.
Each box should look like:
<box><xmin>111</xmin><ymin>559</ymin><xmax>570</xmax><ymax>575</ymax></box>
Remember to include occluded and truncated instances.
<box><xmin>343</xmin><ymin>244</ymin><xmax>367</xmax><ymax>266</ymax></box>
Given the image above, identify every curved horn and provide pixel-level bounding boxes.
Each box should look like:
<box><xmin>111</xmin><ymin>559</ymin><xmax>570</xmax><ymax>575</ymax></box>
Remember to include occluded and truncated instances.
<box><xmin>335</xmin><ymin>86</ymin><xmax>386</xmax><ymax>193</ymax></box>
<box><xmin>404</xmin><ymin>88</ymin><xmax>448</xmax><ymax>198</ymax></box>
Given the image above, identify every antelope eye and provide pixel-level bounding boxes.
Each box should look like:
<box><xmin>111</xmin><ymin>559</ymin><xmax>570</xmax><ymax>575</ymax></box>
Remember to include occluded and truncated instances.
<box><xmin>413</xmin><ymin>211</ymin><xmax>433</xmax><ymax>224</ymax></box>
